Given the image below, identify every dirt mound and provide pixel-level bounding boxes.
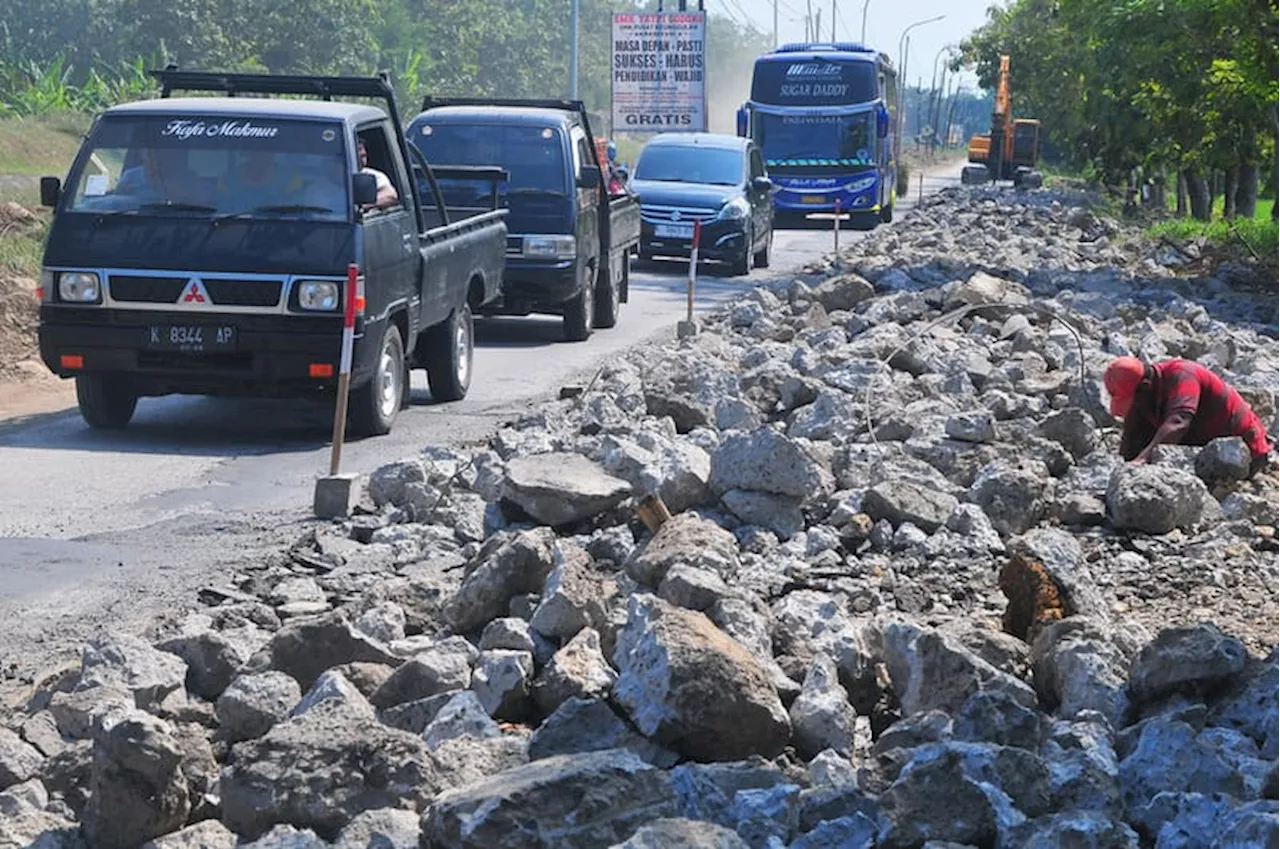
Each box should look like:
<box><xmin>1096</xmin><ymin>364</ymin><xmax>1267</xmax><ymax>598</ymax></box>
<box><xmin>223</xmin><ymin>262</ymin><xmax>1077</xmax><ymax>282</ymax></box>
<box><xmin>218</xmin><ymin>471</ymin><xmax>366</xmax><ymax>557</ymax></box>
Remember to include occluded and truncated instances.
<box><xmin>0</xmin><ymin>200</ymin><xmax>40</xmax><ymax>233</ymax></box>
<box><xmin>0</xmin><ymin>274</ymin><xmax>39</xmax><ymax>374</ymax></box>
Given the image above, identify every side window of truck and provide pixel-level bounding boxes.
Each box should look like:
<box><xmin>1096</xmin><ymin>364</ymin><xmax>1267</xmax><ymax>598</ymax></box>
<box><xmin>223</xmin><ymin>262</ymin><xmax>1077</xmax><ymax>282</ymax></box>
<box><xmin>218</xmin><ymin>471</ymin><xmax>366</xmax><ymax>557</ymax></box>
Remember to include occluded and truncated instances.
<box><xmin>569</xmin><ymin>127</ymin><xmax>585</xmax><ymax>180</ymax></box>
<box><xmin>356</xmin><ymin>124</ymin><xmax>408</xmax><ymax>212</ymax></box>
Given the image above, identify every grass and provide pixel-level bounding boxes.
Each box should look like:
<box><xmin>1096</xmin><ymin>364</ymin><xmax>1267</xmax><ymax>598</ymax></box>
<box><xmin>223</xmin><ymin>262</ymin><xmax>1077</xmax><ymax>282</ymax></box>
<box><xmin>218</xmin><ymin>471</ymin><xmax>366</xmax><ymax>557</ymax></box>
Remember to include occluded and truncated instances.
<box><xmin>0</xmin><ymin>112</ymin><xmax>89</xmax><ymax>176</ymax></box>
<box><xmin>0</xmin><ymin>228</ymin><xmax>44</xmax><ymax>277</ymax></box>
<box><xmin>1147</xmin><ymin>216</ymin><xmax>1278</xmax><ymax>266</ymax></box>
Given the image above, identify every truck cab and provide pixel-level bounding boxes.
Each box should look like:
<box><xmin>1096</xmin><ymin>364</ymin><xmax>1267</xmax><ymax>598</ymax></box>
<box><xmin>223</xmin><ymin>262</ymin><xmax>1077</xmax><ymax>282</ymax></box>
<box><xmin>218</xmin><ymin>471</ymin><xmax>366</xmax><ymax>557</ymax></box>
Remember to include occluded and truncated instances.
<box><xmin>407</xmin><ymin>98</ymin><xmax>640</xmax><ymax>342</ymax></box>
<box><xmin>36</xmin><ymin>71</ymin><xmax>507</xmax><ymax>435</ymax></box>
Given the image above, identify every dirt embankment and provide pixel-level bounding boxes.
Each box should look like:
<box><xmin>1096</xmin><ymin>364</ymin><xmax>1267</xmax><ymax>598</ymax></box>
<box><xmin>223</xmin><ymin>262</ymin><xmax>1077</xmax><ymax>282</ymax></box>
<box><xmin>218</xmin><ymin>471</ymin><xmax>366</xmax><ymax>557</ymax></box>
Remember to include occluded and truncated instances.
<box><xmin>0</xmin><ymin>201</ymin><xmax>41</xmax><ymax>375</ymax></box>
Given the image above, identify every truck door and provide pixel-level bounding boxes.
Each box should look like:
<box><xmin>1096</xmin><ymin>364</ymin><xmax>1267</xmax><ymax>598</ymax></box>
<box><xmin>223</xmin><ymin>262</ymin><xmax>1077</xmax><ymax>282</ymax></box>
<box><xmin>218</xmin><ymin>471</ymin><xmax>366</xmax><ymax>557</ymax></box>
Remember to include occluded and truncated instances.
<box><xmin>569</xmin><ymin>126</ymin><xmax>599</xmax><ymax>282</ymax></box>
<box><xmin>356</xmin><ymin>123</ymin><xmax>417</xmax><ymax>328</ymax></box>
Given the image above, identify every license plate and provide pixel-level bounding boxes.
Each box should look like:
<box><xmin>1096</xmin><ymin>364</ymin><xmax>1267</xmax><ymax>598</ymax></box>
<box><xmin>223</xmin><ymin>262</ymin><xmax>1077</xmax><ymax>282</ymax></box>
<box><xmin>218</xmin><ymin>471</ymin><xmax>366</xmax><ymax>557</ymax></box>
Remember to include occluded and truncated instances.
<box><xmin>801</xmin><ymin>195</ymin><xmax>826</xmax><ymax>205</ymax></box>
<box><xmin>654</xmin><ymin>223</ymin><xmax>694</xmax><ymax>239</ymax></box>
<box><xmin>146</xmin><ymin>324</ymin><xmax>237</xmax><ymax>352</ymax></box>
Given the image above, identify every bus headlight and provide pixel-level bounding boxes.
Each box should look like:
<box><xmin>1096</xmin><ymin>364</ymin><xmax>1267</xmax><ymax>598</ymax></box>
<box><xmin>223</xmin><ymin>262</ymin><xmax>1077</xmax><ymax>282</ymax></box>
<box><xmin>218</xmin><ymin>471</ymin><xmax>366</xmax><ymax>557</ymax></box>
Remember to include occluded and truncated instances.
<box><xmin>847</xmin><ymin>176</ymin><xmax>877</xmax><ymax>194</ymax></box>
<box><xmin>297</xmin><ymin>280</ymin><xmax>340</xmax><ymax>311</ymax></box>
<box><xmin>58</xmin><ymin>272</ymin><xmax>101</xmax><ymax>303</ymax></box>
<box><xmin>717</xmin><ymin>198</ymin><xmax>750</xmax><ymax>220</ymax></box>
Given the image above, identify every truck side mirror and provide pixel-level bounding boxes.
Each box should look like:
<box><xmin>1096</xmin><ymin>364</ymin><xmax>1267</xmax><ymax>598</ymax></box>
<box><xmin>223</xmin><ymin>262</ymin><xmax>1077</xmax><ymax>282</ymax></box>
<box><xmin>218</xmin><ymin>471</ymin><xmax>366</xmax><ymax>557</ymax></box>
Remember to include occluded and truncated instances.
<box><xmin>577</xmin><ymin>165</ymin><xmax>602</xmax><ymax>190</ymax></box>
<box><xmin>876</xmin><ymin>104</ymin><xmax>890</xmax><ymax>139</ymax></box>
<box><xmin>352</xmin><ymin>173</ymin><xmax>378</xmax><ymax>207</ymax></box>
<box><xmin>40</xmin><ymin>177</ymin><xmax>61</xmax><ymax>208</ymax></box>
<box><xmin>751</xmin><ymin>176</ymin><xmax>773</xmax><ymax>192</ymax></box>
<box><xmin>736</xmin><ymin>107</ymin><xmax>748</xmax><ymax>138</ymax></box>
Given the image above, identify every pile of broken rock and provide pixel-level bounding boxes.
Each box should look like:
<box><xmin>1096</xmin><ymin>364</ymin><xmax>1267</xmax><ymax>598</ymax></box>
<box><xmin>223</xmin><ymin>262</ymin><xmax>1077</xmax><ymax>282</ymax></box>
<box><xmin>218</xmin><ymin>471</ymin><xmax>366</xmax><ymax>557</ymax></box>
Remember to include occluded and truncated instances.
<box><xmin>1</xmin><ymin>187</ymin><xmax>1276</xmax><ymax>849</ymax></box>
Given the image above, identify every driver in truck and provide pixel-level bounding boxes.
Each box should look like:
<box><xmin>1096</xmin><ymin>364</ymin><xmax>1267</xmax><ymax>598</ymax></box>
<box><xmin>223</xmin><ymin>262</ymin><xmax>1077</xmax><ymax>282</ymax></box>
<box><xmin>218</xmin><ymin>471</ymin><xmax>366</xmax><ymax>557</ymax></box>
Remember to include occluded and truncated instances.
<box><xmin>358</xmin><ymin>140</ymin><xmax>398</xmax><ymax>207</ymax></box>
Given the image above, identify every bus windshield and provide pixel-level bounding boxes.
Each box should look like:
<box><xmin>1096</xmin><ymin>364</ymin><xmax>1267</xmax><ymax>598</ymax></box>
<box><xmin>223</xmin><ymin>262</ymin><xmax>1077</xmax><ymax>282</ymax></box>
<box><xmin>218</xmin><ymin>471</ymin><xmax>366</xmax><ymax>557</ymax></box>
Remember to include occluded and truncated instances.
<box><xmin>753</xmin><ymin>112</ymin><xmax>876</xmax><ymax>168</ymax></box>
<box><xmin>750</xmin><ymin>56</ymin><xmax>879</xmax><ymax>107</ymax></box>
<box><xmin>65</xmin><ymin>114</ymin><xmax>350</xmax><ymax>220</ymax></box>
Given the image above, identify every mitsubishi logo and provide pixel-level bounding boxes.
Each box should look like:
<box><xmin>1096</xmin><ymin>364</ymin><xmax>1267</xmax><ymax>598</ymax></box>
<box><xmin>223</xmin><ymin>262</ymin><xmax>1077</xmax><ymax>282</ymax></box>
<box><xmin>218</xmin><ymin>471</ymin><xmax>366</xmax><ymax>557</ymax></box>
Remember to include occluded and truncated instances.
<box><xmin>180</xmin><ymin>278</ymin><xmax>209</xmax><ymax>304</ymax></box>
<box><xmin>671</xmin><ymin>211</ymin><xmax>682</xmax><ymax>221</ymax></box>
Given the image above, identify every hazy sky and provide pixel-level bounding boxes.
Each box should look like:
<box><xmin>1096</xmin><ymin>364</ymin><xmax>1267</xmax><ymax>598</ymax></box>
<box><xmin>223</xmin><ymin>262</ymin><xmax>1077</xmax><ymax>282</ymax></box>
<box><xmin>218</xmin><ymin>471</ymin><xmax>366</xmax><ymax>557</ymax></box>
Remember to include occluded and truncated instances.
<box><xmin>721</xmin><ymin>0</ymin><xmax>998</xmax><ymax>91</ymax></box>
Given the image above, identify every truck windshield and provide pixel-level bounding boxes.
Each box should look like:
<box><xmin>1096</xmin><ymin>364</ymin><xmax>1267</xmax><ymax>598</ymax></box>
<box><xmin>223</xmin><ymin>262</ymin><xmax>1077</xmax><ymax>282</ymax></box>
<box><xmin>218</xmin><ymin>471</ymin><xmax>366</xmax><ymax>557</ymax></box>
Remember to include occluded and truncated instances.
<box><xmin>633</xmin><ymin>145</ymin><xmax>743</xmax><ymax>186</ymax></box>
<box><xmin>752</xmin><ymin>112</ymin><xmax>875</xmax><ymax>168</ymax></box>
<box><xmin>412</xmin><ymin>123</ymin><xmax>568</xmax><ymax>196</ymax></box>
<box><xmin>65</xmin><ymin>114</ymin><xmax>350</xmax><ymax>220</ymax></box>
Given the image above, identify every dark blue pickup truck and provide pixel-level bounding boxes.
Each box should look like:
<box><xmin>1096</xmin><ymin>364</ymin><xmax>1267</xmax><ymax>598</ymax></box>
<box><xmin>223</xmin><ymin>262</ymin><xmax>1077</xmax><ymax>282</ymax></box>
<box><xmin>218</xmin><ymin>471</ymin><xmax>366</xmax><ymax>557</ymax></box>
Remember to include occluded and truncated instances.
<box><xmin>409</xmin><ymin>98</ymin><xmax>641</xmax><ymax>342</ymax></box>
<box><xmin>36</xmin><ymin>71</ymin><xmax>507</xmax><ymax>435</ymax></box>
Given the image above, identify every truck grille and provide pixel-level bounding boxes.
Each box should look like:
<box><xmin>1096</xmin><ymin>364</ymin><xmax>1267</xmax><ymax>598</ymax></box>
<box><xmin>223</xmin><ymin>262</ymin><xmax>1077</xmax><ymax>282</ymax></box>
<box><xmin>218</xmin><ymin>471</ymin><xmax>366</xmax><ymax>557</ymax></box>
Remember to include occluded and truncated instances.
<box><xmin>505</xmin><ymin>236</ymin><xmax>523</xmax><ymax>256</ymax></box>
<box><xmin>109</xmin><ymin>275</ymin><xmax>283</xmax><ymax>307</ymax></box>
<box><xmin>639</xmin><ymin>203</ymin><xmax>719</xmax><ymax>225</ymax></box>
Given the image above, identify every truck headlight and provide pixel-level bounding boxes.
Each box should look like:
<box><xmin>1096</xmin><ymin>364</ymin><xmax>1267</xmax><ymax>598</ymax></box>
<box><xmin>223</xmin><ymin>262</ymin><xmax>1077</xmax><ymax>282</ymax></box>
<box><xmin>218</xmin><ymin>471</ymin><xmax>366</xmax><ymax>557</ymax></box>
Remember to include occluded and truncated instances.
<box><xmin>717</xmin><ymin>198</ymin><xmax>750</xmax><ymax>220</ymax></box>
<box><xmin>847</xmin><ymin>176</ymin><xmax>877</xmax><ymax>194</ymax></box>
<box><xmin>523</xmin><ymin>235</ymin><xmax>577</xmax><ymax>259</ymax></box>
<box><xmin>58</xmin><ymin>272</ymin><xmax>101</xmax><ymax>303</ymax></box>
<box><xmin>297</xmin><ymin>280</ymin><xmax>340</xmax><ymax>311</ymax></box>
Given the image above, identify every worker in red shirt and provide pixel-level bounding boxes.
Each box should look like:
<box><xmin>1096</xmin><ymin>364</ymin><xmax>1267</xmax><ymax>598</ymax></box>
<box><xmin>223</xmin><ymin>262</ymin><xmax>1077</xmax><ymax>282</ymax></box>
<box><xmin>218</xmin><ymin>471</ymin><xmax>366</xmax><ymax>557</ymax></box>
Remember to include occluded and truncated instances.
<box><xmin>1103</xmin><ymin>356</ymin><xmax>1274</xmax><ymax>474</ymax></box>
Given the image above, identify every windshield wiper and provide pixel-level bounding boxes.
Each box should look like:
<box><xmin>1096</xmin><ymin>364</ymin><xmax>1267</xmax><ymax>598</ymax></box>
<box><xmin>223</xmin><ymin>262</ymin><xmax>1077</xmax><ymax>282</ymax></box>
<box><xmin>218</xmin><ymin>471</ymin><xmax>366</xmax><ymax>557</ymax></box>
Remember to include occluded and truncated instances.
<box><xmin>213</xmin><ymin>204</ymin><xmax>335</xmax><ymax>222</ymax></box>
<box><xmin>505</xmin><ymin>188</ymin><xmax>566</xmax><ymax>198</ymax></box>
<box><xmin>135</xmin><ymin>201</ymin><xmax>219</xmax><ymax>213</ymax></box>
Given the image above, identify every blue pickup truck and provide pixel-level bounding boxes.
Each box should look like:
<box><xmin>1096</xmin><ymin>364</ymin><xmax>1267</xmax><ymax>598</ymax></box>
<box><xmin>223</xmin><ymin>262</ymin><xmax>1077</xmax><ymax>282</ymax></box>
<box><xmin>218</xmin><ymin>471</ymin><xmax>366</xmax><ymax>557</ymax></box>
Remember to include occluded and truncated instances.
<box><xmin>36</xmin><ymin>71</ymin><xmax>507</xmax><ymax>435</ymax></box>
<box><xmin>409</xmin><ymin>98</ymin><xmax>641</xmax><ymax>342</ymax></box>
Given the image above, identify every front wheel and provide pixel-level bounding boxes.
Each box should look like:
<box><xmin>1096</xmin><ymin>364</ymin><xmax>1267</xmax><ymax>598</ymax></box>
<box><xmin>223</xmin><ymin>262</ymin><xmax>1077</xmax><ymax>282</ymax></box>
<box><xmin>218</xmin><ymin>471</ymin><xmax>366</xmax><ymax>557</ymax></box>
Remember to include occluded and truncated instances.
<box><xmin>730</xmin><ymin>226</ymin><xmax>752</xmax><ymax>276</ymax></box>
<box><xmin>76</xmin><ymin>375</ymin><xmax>137</xmax><ymax>429</ymax></box>
<box><xmin>350</xmin><ymin>322</ymin><xmax>405</xmax><ymax>437</ymax></box>
<box><xmin>593</xmin><ymin>260</ymin><xmax>620</xmax><ymax>329</ymax></box>
<box><xmin>880</xmin><ymin>201</ymin><xmax>894</xmax><ymax>223</ymax></box>
<box><xmin>752</xmin><ymin>226</ymin><xmax>772</xmax><ymax>268</ymax></box>
<box><xmin>562</xmin><ymin>269</ymin><xmax>594</xmax><ymax>342</ymax></box>
<box><xmin>426</xmin><ymin>302</ymin><xmax>474</xmax><ymax>402</ymax></box>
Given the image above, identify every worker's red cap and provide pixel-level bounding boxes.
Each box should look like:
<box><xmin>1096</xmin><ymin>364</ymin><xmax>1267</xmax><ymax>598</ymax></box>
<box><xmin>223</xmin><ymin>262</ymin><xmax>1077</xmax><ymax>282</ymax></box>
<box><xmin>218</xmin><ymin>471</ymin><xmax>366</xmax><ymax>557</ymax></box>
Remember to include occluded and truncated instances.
<box><xmin>1103</xmin><ymin>357</ymin><xmax>1145</xmax><ymax>415</ymax></box>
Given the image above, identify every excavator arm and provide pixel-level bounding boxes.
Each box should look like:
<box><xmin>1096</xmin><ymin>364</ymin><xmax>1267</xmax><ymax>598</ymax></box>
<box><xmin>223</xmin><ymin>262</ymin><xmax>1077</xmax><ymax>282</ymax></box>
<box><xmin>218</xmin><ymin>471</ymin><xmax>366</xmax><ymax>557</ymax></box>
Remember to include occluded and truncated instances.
<box><xmin>963</xmin><ymin>54</ymin><xmax>1041</xmax><ymax>186</ymax></box>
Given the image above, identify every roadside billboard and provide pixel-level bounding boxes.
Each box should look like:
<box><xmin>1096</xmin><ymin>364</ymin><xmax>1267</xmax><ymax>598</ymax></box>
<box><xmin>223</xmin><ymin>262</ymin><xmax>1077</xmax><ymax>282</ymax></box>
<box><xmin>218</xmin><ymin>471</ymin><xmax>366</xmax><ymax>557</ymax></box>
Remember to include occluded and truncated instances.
<box><xmin>611</xmin><ymin>12</ymin><xmax>707</xmax><ymax>133</ymax></box>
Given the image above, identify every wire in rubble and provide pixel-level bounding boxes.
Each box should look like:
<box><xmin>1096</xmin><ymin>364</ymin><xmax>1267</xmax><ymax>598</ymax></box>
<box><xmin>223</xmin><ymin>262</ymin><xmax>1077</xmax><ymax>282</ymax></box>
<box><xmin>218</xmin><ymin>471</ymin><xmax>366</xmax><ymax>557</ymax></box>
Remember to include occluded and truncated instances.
<box><xmin>859</xmin><ymin>299</ymin><xmax>1089</xmax><ymax>450</ymax></box>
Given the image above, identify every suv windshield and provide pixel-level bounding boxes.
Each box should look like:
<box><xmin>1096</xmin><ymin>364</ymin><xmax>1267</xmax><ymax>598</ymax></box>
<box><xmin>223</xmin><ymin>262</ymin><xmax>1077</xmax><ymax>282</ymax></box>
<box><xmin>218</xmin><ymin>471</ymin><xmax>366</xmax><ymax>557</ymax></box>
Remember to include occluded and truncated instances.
<box><xmin>634</xmin><ymin>144</ymin><xmax>743</xmax><ymax>186</ymax></box>
<box><xmin>66</xmin><ymin>114</ymin><xmax>350</xmax><ymax>220</ymax></box>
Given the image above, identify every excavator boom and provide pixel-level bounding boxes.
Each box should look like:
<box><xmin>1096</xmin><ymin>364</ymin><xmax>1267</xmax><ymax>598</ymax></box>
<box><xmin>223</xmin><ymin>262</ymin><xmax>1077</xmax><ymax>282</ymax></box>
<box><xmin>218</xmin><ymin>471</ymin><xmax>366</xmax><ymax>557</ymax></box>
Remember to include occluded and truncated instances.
<box><xmin>963</xmin><ymin>54</ymin><xmax>1041</xmax><ymax>187</ymax></box>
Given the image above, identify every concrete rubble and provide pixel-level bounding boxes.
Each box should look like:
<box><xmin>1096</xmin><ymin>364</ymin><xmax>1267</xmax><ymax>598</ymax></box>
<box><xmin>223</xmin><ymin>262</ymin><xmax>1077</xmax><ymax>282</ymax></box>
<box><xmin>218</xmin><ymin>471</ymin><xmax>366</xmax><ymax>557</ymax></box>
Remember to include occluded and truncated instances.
<box><xmin>1</xmin><ymin>185</ymin><xmax>1276</xmax><ymax>847</ymax></box>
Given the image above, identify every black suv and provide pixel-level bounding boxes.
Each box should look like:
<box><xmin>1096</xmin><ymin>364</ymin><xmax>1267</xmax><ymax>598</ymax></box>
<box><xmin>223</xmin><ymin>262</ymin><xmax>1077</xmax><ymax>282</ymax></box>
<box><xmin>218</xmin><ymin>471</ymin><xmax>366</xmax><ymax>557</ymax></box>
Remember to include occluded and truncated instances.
<box><xmin>631</xmin><ymin>133</ymin><xmax>773</xmax><ymax>276</ymax></box>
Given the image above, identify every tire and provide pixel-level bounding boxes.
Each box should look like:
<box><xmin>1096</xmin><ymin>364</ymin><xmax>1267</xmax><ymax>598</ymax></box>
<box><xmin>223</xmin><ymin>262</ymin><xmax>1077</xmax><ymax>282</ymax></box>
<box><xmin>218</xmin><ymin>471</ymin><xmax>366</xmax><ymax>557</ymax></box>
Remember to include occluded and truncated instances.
<box><xmin>752</xmin><ymin>225</ymin><xmax>772</xmax><ymax>268</ymax></box>
<box><xmin>730</xmin><ymin>226</ymin><xmax>751</xmax><ymax>276</ymax></box>
<box><xmin>880</xmin><ymin>201</ymin><xmax>894</xmax><ymax>223</ymax></box>
<box><xmin>76</xmin><ymin>374</ymin><xmax>137</xmax><ymax>430</ymax></box>
<box><xmin>619</xmin><ymin>252</ymin><xmax>630</xmax><ymax>304</ymax></box>
<box><xmin>562</xmin><ymin>267</ymin><xmax>594</xmax><ymax>342</ymax></box>
<box><xmin>350</xmin><ymin>322</ymin><xmax>405</xmax><ymax>437</ymax></box>
<box><xmin>961</xmin><ymin>165</ymin><xmax>990</xmax><ymax>186</ymax></box>
<box><xmin>593</xmin><ymin>259</ymin><xmax>620</xmax><ymax>329</ymax></box>
<box><xmin>1022</xmin><ymin>170</ymin><xmax>1044</xmax><ymax>189</ymax></box>
<box><xmin>426</xmin><ymin>302</ymin><xmax>474</xmax><ymax>402</ymax></box>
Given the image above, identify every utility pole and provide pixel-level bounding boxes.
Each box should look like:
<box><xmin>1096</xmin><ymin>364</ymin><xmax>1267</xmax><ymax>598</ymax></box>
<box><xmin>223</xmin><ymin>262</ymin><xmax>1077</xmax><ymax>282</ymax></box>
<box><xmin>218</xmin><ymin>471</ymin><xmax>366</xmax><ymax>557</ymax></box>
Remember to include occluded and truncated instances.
<box><xmin>831</xmin><ymin>0</ymin><xmax>836</xmax><ymax>41</ymax></box>
<box><xmin>569</xmin><ymin>0</ymin><xmax>579</xmax><ymax>99</ymax></box>
<box><xmin>806</xmin><ymin>0</ymin><xmax>813</xmax><ymax>40</ymax></box>
<box><xmin>773</xmin><ymin>0</ymin><xmax>779</xmax><ymax>48</ymax></box>
<box><xmin>860</xmin><ymin>0</ymin><xmax>871</xmax><ymax>43</ymax></box>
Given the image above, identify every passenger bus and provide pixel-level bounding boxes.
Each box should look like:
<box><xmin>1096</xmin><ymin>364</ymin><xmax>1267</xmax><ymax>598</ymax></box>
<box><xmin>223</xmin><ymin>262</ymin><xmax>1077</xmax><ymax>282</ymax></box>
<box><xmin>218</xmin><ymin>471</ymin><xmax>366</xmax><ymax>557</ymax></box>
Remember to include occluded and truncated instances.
<box><xmin>737</xmin><ymin>42</ymin><xmax>898</xmax><ymax>229</ymax></box>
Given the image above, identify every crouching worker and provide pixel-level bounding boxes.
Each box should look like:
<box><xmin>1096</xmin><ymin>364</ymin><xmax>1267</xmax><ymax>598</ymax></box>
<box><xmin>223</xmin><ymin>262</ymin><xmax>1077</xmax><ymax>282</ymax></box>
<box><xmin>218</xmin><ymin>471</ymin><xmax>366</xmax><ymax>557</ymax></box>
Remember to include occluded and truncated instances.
<box><xmin>1103</xmin><ymin>356</ymin><xmax>1275</xmax><ymax>475</ymax></box>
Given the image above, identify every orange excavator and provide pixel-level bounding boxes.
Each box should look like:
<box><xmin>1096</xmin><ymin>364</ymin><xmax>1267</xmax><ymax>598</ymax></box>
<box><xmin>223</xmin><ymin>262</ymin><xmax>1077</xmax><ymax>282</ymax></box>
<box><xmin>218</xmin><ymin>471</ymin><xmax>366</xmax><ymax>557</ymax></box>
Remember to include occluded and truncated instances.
<box><xmin>962</xmin><ymin>54</ymin><xmax>1042</xmax><ymax>187</ymax></box>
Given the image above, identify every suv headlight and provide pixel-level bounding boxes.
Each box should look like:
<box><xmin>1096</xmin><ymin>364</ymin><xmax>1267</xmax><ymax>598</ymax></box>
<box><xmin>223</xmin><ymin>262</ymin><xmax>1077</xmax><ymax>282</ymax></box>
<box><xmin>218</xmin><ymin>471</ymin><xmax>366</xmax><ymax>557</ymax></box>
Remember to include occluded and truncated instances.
<box><xmin>297</xmin><ymin>280</ymin><xmax>340</xmax><ymax>311</ymax></box>
<box><xmin>717</xmin><ymin>197</ymin><xmax>750</xmax><ymax>220</ymax></box>
<box><xmin>847</xmin><ymin>176</ymin><xmax>877</xmax><ymax>194</ymax></box>
<box><xmin>58</xmin><ymin>271</ymin><xmax>101</xmax><ymax>303</ymax></box>
<box><xmin>523</xmin><ymin>235</ymin><xmax>577</xmax><ymax>259</ymax></box>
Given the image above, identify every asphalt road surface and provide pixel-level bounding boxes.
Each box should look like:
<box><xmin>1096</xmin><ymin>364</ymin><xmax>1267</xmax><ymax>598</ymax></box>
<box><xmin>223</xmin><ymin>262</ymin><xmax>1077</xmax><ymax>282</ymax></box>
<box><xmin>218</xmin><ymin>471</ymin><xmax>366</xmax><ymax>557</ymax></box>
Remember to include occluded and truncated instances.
<box><xmin>0</xmin><ymin>166</ymin><xmax>961</xmax><ymax>689</ymax></box>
